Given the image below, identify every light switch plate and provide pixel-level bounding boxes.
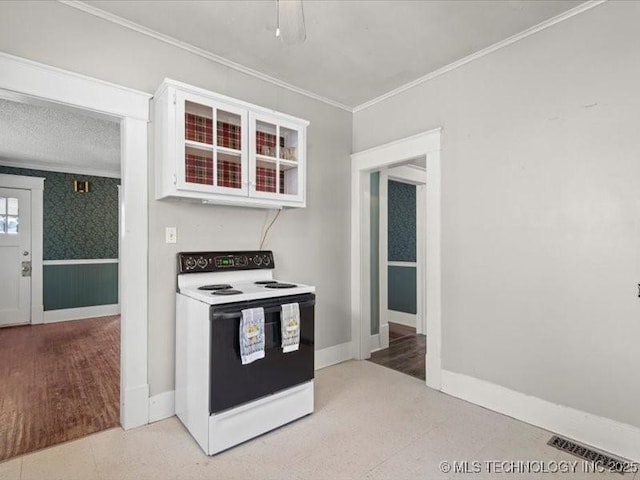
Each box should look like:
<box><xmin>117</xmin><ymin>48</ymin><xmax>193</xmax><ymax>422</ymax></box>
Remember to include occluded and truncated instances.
<box><xmin>165</xmin><ymin>227</ymin><xmax>177</xmax><ymax>244</ymax></box>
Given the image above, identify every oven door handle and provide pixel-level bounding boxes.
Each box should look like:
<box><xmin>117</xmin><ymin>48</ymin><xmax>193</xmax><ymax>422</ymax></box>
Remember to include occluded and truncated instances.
<box><xmin>213</xmin><ymin>300</ymin><xmax>314</xmax><ymax>321</ymax></box>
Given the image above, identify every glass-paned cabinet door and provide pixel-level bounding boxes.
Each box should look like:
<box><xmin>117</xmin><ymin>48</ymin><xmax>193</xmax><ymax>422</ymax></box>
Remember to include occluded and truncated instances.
<box><xmin>250</xmin><ymin>113</ymin><xmax>303</xmax><ymax>200</ymax></box>
<box><xmin>177</xmin><ymin>91</ymin><xmax>248</xmax><ymax>195</ymax></box>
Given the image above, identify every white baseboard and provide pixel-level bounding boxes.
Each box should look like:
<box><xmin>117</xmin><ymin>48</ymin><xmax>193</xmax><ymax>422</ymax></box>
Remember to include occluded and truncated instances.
<box><xmin>425</xmin><ymin>352</ymin><xmax>441</xmax><ymax>390</ymax></box>
<box><xmin>43</xmin><ymin>304</ymin><xmax>120</xmax><ymax>323</ymax></box>
<box><xmin>149</xmin><ymin>390</ymin><xmax>176</xmax><ymax>423</ymax></box>
<box><xmin>315</xmin><ymin>341</ymin><xmax>353</xmax><ymax>370</ymax></box>
<box><xmin>121</xmin><ymin>383</ymin><xmax>149</xmax><ymax>430</ymax></box>
<box><xmin>441</xmin><ymin>369</ymin><xmax>640</xmax><ymax>462</ymax></box>
<box><xmin>388</xmin><ymin>310</ymin><xmax>416</xmax><ymax>328</ymax></box>
<box><xmin>370</xmin><ymin>333</ymin><xmax>382</xmax><ymax>353</ymax></box>
<box><xmin>380</xmin><ymin>323</ymin><xmax>389</xmax><ymax>349</ymax></box>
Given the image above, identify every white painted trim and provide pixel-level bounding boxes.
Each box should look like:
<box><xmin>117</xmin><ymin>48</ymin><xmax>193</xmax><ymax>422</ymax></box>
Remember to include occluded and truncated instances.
<box><xmin>351</xmin><ymin>129</ymin><xmax>441</xmax><ymax>391</ymax></box>
<box><xmin>352</xmin><ymin>128</ymin><xmax>442</xmax><ymax>167</ymax></box>
<box><xmin>119</xmin><ymin>117</ymin><xmax>149</xmax><ymax>430</ymax></box>
<box><xmin>149</xmin><ymin>391</ymin><xmax>176</xmax><ymax>423</ymax></box>
<box><xmin>31</xmin><ymin>185</ymin><xmax>44</xmax><ymax>325</ymax></box>
<box><xmin>441</xmin><ymin>369</ymin><xmax>640</xmax><ymax>463</ymax></box>
<box><xmin>424</xmin><ymin>148</ymin><xmax>441</xmax><ymax>390</ymax></box>
<box><xmin>353</xmin><ymin>1</ymin><xmax>607</xmax><ymax>112</ymax></box>
<box><xmin>387</xmin><ymin>261</ymin><xmax>417</xmax><ymax>267</ymax></box>
<box><xmin>43</xmin><ymin>304</ymin><xmax>120</xmax><ymax>323</ymax></box>
<box><xmin>0</xmin><ymin>52</ymin><xmax>150</xmax><ymax>121</ymax></box>
<box><xmin>378</xmin><ymin>169</ymin><xmax>389</xmax><ymax>350</ymax></box>
<box><xmin>369</xmin><ymin>323</ymin><xmax>389</xmax><ymax>353</ymax></box>
<box><xmin>416</xmin><ymin>184</ymin><xmax>426</xmax><ymax>336</ymax></box>
<box><xmin>0</xmin><ymin>173</ymin><xmax>45</xmax><ymax>190</ymax></box>
<box><xmin>58</xmin><ymin>1</ymin><xmax>352</xmax><ymax>113</ymax></box>
<box><xmin>43</xmin><ymin>258</ymin><xmax>118</xmax><ymax>265</ymax></box>
<box><xmin>123</xmin><ymin>384</ymin><xmax>150</xmax><ymax>429</ymax></box>
<box><xmin>387</xmin><ymin>310</ymin><xmax>416</xmax><ymax>329</ymax></box>
<box><xmin>387</xmin><ymin>165</ymin><xmax>427</xmax><ymax>185</ymax></box>
<box><xmin>378</xmin><ymin>323</ymin><xmax>389</xmax><ymax>350</ymax></box>
<box><xmin>0</xmin><ymin>173</ymin><xmax>45</xmax><ymax>325</ymax></box>
<box><xmin>0</xmin><ymin>53</ymin><xmax>150</xmax><ymax>430</ymax></box>
<box><xmin>370</xmin><ymin>333</ymin><xmax>382</xmax><ymax>353</ymax></box>
<box><xmin>315</xmin><ymin>342</ymin><xmax>353</xmax><ymax>370</ymax></box>
<box><xmin>0</xmin><ymin>158</ymin><xmax>120</xmax><ymax>179</ymax></box>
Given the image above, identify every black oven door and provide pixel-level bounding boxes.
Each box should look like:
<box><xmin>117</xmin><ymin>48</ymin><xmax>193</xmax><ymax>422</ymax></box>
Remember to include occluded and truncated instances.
<box><xmin>209</xmin><ymin>293</ymin><xmax>315</xmax><ymax>414</ymax></box>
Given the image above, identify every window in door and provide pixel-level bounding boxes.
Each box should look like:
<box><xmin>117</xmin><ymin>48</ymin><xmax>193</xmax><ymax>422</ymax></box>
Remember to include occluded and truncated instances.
<box><xmin>0</xmin><ymin>196</ymin><xmax>19</xmax><ymax>234</ymax></box>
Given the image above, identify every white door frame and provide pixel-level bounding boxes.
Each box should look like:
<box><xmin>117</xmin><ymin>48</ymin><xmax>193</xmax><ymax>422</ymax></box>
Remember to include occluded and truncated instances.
<box><xmin>378</xmin><ymin>166</ymin><xmax>426</xmax><ymax>351</ymax></box>
<box><xmin>351</xmin><ymin>129</ymin><xmax>442</xmax><ymax>390</ymax></box>
<box><xmin>0</xmin><ymin>52</ymin><xmax>151</xmax><ymax>429</ymax></box>
<box><xmin>0</xmin><ymin>175</ymin><xmax>44</xmax><ymax>325</ymax></box>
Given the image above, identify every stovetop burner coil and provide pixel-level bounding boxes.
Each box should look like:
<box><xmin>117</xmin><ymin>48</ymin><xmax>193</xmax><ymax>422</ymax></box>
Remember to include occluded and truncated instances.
<box><xmin>212</xmin><ymin>289</ymin><xmax>243</xmax><ymax>295</ymax></box>
<box><xmin>198</xmin><ymin>284</ymin><xmax>233</xmax><ymax>291</ymax></box>
<box><xmin>264</xmin><ymin>283</ymin><xmax>297</xmax><ymax>289</ymax></box>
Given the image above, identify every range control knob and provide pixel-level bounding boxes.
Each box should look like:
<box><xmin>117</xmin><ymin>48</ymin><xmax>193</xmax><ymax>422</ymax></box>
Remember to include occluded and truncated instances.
<box><xmin>197</xmin><ymin>257</ymin><xmax>208</xmax><ymax>269</ymax></box>
<box><xmin>254</xmin><ymin>255</ymin><xmax>262</xmax><ymax>266</ymax></box>
<box><xmin>263</xmin><ymin>255</ymin><xmax>271</xmax><ymax>266</ymax></box>
<box><xmin>184</xmin><ymin>257</ymin><xmax>197</xmax><ymax>270</ymax></box>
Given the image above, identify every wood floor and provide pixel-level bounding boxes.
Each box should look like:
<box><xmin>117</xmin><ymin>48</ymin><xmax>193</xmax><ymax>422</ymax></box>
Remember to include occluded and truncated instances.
<box><xmin>368</xmin><ymin>322</ymin><xmax>426</xmax><ymax>380</ymax></box>
<box><xmin>0</xmin><ymin>315</ymin><xmax>120</xmax><ymax>462</ymax></box>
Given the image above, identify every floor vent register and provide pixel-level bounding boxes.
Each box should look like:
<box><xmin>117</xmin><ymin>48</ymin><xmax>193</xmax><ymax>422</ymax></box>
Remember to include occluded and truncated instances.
<box><xmin>547</xmin><ymin>435</ymin><xmax>632</xmax><ymax>475</ymax></box>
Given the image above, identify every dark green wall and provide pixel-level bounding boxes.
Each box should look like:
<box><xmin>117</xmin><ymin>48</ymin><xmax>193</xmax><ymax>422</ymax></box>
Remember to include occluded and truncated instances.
<box><xmin>0</xmin><ymin>166</ymin><xmax>119</xmax><ymax>260</ymax></box>
<box><xmin>0</xmin><ymin>167</ymin><xmax>119</xmax><ymax>311</ymax></box>
<box><xmin>388</xmin><ymin>180</ymin><xmax>416</xmax><ymax>262</ymax></box>
<box><xmin>44</xmin><ymin>263</ymin><xmax>118</xmax><ymax>310</ymax></box>
<box><xmin>388</xmin><ymin>266</ymin><xmax>417</xmax><ymax>314</ymax></box>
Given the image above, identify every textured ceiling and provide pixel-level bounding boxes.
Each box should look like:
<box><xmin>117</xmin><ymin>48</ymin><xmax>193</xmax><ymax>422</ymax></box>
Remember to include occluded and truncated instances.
<box><xmin>84</xmin><ymin>0</ymin><xmax>585</xmax><ymax>107</ymax></box>
<box><xmin>0</xmin><ymin>98</ymin><xmax>120</xmax><ymax>177</ymax></box>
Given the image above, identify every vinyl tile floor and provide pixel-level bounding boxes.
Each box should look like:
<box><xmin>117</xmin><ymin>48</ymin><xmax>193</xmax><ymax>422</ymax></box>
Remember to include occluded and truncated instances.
<box><xmin>0</xmin><ymin>360</ymin><xmax>635</xmax><ymax>480</ymax></box>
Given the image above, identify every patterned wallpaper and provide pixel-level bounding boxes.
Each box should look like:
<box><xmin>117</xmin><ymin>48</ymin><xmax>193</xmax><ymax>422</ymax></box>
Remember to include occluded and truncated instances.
<box><xmin>388</xmin><ymin>180</ymin><xmax>416</xmax><ymax>262</ymax></box>
<box><xmin>0</xmin><ymin>166</ymin><xmax>119</xmax><ymax>259</ymax></box>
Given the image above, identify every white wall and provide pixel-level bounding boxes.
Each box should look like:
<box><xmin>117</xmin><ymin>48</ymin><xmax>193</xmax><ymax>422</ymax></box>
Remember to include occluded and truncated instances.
<box><xmin>0</xmin><ymin>1</ymin><xmax>352</xmax><ymax>396</ymax></box>
<box><xmin>354</xmin><ymin>1</ymin><xmax>640</xmax><ymax>429</ymax></box>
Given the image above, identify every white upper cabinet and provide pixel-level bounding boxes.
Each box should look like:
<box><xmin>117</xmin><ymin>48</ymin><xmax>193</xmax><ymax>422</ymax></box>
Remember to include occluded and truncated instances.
<box><xmin>153</xmin><ymin>79</ymin><xmax>309</xmax><ymax>208</ymax></box>
<box><xmin>249</xmin><ymin>112</ymin><xmax>305</xmax><ymax>204</ymax></box>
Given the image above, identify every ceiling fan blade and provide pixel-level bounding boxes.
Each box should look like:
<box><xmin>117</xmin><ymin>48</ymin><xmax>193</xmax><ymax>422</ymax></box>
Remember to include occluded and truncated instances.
<box><xmin>278</xmin><ymin>0</ymin><xmax>306</xmax><ymax>45</ymax></box>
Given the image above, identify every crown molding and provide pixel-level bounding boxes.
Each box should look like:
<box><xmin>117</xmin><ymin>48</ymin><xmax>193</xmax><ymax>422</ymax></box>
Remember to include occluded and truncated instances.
<box><xmin>56</xmin><ymin>0</ymin><xmax>607</xmax><ymax>116</ymax></box>
<box><xmin>353</xmin><ymin>0</ymin><xmax>608</xmax><ymax>113</ymax></box>
<box><xmin>58</xmin><ymin>0</ymin><xmax>353</xmax><ymax>113</ymax></box>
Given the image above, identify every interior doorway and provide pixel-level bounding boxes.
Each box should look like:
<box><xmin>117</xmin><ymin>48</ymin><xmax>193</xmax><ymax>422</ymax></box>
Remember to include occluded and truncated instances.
<box><xmin>367</xmin><ymin>165</ymin><xmax>427</xmax><ymax>380</ymax></box>
<box><xmin>0</xmin><ymin>52</ymin><xmax>150</xmax><ymax>458</ymax></box>
<box><xmin>350</xmin><ymin>128</ymin><xmax>442</xmax><ymax>390</ymax></box>
<box><xmin>0</xmin><ymin>95</ymin><xmax>123</xmax><ymax>460</ymax></box>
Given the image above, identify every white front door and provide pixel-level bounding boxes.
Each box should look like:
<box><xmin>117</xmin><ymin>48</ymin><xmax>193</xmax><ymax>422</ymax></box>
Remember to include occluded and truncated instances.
<box><xmin>0</xmin><ymin>187</ymin><xmax>31</xmax><ymax>327</ymax></box>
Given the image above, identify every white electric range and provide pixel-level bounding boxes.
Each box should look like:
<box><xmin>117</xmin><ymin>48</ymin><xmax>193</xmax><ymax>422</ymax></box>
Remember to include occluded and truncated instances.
<box><xmin>175</xmin><ymin>251</ymin><xmax>315</xmax><ymax>455</ymax></box>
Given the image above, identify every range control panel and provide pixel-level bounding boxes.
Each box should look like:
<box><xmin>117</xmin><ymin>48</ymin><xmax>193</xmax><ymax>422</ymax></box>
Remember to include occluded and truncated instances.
<box><xmin>177</xmin><ymin>251</ymin><xmax>275</xmax><ymax>273</ymax></box>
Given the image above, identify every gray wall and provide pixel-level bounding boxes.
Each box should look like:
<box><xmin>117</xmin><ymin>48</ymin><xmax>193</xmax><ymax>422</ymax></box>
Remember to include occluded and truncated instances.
<box><xmin>0</xmin><ymin>1</ymin><xmax>352</xmax><ymax>396</ymax></box>
<box><xmin>354</xmin><ymin>1</ymin><xmax>640</xmax><ymax>428</ymax></box>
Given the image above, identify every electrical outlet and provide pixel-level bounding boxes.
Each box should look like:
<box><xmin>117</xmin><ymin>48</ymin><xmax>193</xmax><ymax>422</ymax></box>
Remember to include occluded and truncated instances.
<box><xmin>165</xmin><ymin>227</ymin><xmax>177</xmax><ymax>244</ymax></box>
